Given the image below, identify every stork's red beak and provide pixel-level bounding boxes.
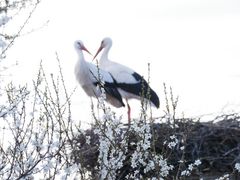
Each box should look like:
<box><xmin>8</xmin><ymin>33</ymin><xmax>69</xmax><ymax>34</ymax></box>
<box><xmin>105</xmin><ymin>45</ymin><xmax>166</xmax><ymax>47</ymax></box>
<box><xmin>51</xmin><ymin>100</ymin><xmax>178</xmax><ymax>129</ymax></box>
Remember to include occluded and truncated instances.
<box><xmin>81</xmin><ymin>45</ymin><xmax>92</xmax><ymax>55</ymax></box>
<box><xmin>93</xmin><ymin>45</ymin><xmax>103</xmax><ymax>61</ymax></box>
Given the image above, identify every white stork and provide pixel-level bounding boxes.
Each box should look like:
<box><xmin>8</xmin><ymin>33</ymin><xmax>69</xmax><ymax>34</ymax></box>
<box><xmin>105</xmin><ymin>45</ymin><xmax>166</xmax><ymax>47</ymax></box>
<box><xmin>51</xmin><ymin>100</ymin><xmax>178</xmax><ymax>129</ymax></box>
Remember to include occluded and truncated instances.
<box><xmin>93</xmin><ymin>37</ymin><xmax>160</xmax><ymax>122</ymax></box>
<box><xmin>74</xmin><ymin>40</ymin><xmax>125</xmax><ymax>108</ymax></box>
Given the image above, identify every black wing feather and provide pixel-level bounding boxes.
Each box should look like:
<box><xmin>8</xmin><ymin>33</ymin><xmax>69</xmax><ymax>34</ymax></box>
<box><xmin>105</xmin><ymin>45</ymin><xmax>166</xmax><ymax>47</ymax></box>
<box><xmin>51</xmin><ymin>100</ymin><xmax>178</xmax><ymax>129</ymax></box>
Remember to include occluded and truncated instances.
<box><xmin>89</xmin><ymin>69</ymin><xmax>125</xmax><ymax>107</ymax></box>
<box><xmin>117</xmin><ymin>72</ymin><xmax>160</xmax><ymax>108</ymax></box>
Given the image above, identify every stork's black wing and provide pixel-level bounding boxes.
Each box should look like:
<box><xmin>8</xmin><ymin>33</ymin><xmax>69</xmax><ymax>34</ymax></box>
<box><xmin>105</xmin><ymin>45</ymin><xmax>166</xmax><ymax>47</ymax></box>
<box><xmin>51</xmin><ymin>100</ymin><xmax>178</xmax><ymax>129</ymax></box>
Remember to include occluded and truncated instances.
<box><xmin>117</xmin><ymin>72</ymin><xmax>160</xmax><ymax>108</ymax></box>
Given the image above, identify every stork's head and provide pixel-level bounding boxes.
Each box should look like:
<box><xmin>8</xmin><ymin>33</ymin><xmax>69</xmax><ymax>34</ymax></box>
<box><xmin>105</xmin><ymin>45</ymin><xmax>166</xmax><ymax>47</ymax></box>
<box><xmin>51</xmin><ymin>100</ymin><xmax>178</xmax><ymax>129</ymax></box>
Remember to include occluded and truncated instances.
<box><xmin>74</xmin><ymin>40</ymin><xmax>92</xmax><ymax>55</ymax></box>
<box><xmin>93</xmin><ymin>37</ymin><xmax>112</xmax><ymax>60</ymax></box>
<box><xmin>101</xmin><ymin>37</ymin><xmax>112</xmax><ymax>48</ymax></box>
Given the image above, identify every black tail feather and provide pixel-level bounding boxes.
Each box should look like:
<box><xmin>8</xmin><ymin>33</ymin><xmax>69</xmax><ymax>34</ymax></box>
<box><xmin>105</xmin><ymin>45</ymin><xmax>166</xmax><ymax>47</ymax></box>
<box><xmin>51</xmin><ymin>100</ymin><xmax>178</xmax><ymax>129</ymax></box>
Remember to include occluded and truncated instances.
<box><xmin>104</xmin><ymin>82</ymin><xmax>125</xmax><ymax>107</ymax></box>
<box><xmin>93</xmin><ymin>81</ymin><xmax>125</xmax><ymax>107</ymax></box>
<box><xmin>117</xmin><ymin>79</ymin><xmax>160</xmax><ymax>108</ymax></box>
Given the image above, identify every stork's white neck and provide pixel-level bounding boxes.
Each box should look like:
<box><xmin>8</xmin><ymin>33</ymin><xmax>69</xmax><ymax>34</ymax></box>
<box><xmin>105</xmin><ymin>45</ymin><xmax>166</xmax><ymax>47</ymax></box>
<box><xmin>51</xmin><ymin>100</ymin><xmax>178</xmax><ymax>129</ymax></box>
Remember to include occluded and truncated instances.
<box><xmin>74</xmin><ymin>48</ymin><xmax>89</xmax><ymax>85</ymax></box>
<box><xmin>100</xmin><ymin>44</ymin><xmax>111</xmax><ymax>63</ymax></box>
<box><xmin>75</xmin><ymin>47</ymin><xmax>83</xmax><ymax>59</ymax></box>
<box><xmin>75</xmin><ymin>48</ymin><xmax>87</xmax><ymax>70</ymax></box>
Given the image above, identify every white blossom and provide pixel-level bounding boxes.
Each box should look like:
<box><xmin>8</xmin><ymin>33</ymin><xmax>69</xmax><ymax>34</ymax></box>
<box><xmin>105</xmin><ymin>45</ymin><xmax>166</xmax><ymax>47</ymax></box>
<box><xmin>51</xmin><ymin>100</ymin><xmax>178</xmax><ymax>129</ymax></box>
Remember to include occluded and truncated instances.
<box><xmin>95</xmin><ymin>100</ymin><xmax>127</xmax><ymax>180</ymax></box>
<box><xmin>0</xmin><ymin>37</ymin><xmax>7</xmax><ymax>50</ymax></box>
<box><xmin>85</xmin><ymin>135</ymin><xmax>91</xmax><ymax>145</ymax></box>
<box><xmin>167</xmin><ymin>134</ymin><xmax>179</xmax><ymax>149</ymax></box>
<box><xmin>235</xmin><ymin>163</ymin><xmax>240</xmax><ymax>172</ymax></box>
<box><xmin>194</xmin><ymin>159</ymin><xmax>202</xmax><ymax>166</ymax></box>
<box><xmin>188</xmin><ymin>164</ymin><xmax>194</xmax><ymax>171</ymax></box>
<box><xmin>144</xmin><ymin>160</ymin><xmax>154</xmax><ymax>173</ymax></box>
<box><xmin>181</xmin><ymin>170</ymin><xmax>190</xmax><ymax>176</ymax></box>
<box><xmin>215</xmin><ymin>174</ymin><xmax>229</xmax><ymax>180</ymax></box>
<box><xmin>0</xmin><ymin>15</ymin><xmax>11</xmax><ymax>27</ymax></box>
<box><xmin>181</xmin><ymin>160</ymin><xmax>202</xmax><ymax>177</ymax></box>
<box><xmin>42</xmin><ymin>160</ymin><xmax>53</xmax><ymax>173</ymax></box>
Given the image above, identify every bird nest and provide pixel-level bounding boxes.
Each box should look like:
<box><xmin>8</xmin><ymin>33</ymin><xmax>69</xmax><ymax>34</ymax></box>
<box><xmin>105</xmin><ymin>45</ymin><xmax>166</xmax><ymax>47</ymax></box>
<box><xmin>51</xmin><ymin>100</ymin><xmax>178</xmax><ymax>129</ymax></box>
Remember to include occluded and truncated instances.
<box><xmin>70</xmin><ymin>113</ymin><xmax>240</xmax><ymax>179</ymax></box>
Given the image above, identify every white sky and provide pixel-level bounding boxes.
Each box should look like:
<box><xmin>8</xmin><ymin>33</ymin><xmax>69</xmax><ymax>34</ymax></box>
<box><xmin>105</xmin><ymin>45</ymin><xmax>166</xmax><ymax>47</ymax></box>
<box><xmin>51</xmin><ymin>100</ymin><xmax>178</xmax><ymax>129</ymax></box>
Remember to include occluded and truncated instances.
<box><xmin>4</xmin><ymin>0</ymin><xmax>240</xmax><ymax>124</ymax></box>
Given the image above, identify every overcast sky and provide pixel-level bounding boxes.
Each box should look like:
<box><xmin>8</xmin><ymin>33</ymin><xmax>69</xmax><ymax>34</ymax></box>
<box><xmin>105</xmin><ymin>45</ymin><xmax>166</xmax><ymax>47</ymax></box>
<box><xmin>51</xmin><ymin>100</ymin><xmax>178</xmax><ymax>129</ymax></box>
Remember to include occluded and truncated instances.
<box><xmin>5</xmin><ymin>0</ymin><xmax>240</xmax><ymax>124</ymax></box>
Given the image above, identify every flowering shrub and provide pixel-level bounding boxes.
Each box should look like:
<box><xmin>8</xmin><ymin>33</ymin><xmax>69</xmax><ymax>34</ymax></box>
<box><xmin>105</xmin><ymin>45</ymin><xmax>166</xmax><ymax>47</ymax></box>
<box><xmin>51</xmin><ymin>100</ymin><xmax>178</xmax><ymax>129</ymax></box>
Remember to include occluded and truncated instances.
<box><xmin>0</xmin><ymin>0</ymin><xmax>40</xmax><ymax>59</ymax></box>
<box><xmin>0</xmin><ymin>60</ymin><xmax>240</xmax><ymax>179</ymax></box>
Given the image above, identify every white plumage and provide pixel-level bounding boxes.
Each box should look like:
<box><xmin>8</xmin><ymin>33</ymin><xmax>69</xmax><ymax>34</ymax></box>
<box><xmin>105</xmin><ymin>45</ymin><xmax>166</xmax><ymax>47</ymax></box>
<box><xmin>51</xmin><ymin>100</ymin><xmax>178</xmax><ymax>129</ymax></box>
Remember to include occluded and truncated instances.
<box><xmin>74</xmin><ymin>40</ymin><xmax>125</xmax><ymax>108</ymax></box>
<box><xmin>93</xmin><ymin>37</ymin><xmax>160</xmax><ymax>122</ymax></box>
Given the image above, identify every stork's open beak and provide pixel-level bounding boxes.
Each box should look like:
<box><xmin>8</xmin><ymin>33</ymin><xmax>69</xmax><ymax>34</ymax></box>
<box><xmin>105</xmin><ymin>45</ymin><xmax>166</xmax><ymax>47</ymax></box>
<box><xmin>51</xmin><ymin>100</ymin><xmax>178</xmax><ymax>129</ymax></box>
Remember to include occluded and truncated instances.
<box><xmin>81</xmin><ymin>45</ymin><xmax>92</xmax><ymax>56</ymax></box>
<box><xmin>93</xmin><ymin>45</ymin><xmax>103</xmax><ymax>61</ymax></box>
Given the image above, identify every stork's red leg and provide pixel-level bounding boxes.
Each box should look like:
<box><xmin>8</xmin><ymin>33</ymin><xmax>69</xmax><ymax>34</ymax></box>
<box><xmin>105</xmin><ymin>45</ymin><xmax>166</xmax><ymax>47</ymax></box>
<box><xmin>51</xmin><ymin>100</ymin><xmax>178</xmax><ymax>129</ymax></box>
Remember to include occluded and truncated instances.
<box><xmin>127</xmin><ymin>100</ymin><xmax>131</xmax><ymax>124</ymax></box>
